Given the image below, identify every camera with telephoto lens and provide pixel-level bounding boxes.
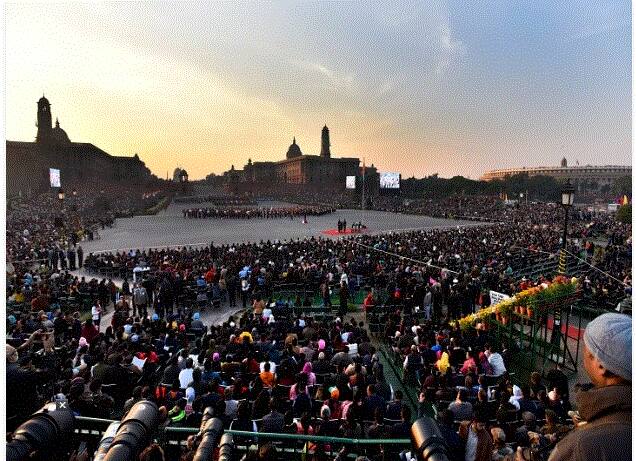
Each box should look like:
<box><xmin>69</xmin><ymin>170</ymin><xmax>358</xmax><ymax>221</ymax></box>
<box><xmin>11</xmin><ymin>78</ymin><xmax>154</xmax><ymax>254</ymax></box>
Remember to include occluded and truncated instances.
<box><xmin>411</xmin><ymin>417</ymin><xmax>450</xmax><ymax>461</ymax></box>
<box><xmin>192</xmin><ymin>406</ymin><xmax>224</xmax><ymax>461</ymax></box>
<box><xmin>7</xmin><ymin>405</ymin><xmax>75</xmax><ymax>461</ymax></box>
<box><xmin>100</xmin><ymin>400</ymin><xmax>160</xmax><ymax>461</ymax></box>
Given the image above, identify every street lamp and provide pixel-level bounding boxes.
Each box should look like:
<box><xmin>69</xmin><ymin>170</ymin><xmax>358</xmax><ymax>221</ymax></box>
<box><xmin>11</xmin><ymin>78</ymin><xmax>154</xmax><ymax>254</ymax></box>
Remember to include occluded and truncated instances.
<box><xmin>560</xmin><ymin>180</ymin><xmax>575</xmax><ymax>259</ymax></box>
<box><xmin>551</xmin><ymin>179</ymin><xmax>575</xmax><ymax>358</ymax></box>
<box><xmin>72</xmin><ymin>189</ymin><xmax>77</xmax><ymax>197</ymax></box>
<box><xmin>58</xmin><ymin>189</ymin><xmax>65</xmax><ymax>201</ymax></box>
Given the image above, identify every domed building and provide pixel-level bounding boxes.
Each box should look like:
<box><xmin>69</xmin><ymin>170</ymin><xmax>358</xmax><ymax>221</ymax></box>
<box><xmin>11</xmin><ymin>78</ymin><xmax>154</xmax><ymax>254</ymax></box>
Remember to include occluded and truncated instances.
<box><xmin>6</xmin><ymin>95</ymin><xmax>154</xmax><ymax>197</ymax></box>
<box><xmin>229</xmin><ymin>125</ymin><xmax>378</xmax><ymax>195</ymax></box>
<box><xmin>286</xmin><ymin>137</ymin><xmax>302</xmax><ymax>159</ymax></box>
<box><xmin>51</xmin><ymin>118</ymin><xmax>71</xmax><ymax>146</ymax></box>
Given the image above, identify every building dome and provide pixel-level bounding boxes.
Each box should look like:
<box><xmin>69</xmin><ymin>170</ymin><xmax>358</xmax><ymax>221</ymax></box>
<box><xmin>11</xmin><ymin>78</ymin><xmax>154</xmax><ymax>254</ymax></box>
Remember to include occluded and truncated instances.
<box><xmin>38</xmin><ymin>95</ymin><xmax>50</xmax><ymax>105</ymax></box>
<box><xmin>286</xmin><ymin>137</ymin><xmax>303</xmax><ymax>159</ymax></box>
<box><xmin>51</xmin><ymin>118</ymin><xmax>70</xmax><ymax>145</ymax></box>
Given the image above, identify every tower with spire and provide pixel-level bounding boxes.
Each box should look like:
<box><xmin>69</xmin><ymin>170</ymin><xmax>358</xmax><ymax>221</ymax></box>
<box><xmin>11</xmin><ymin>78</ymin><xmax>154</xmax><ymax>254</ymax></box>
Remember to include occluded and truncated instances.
<box><xmin>320</xmin><ymin>125</ymin><xmax>331</xmax><ymax>158</ymax></box>
<box><xmin>36</xmin><ymin>95</ymin><xmax>52</xmax><ymax>144</ymax></box>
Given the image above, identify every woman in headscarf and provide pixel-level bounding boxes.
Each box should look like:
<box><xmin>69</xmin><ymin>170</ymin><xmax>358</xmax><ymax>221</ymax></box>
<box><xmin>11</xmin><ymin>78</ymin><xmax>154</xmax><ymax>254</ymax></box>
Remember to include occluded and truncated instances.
<box><xmin>478</xmin><ymin>351</ymin><xmax>494</xmax><ymax>375</ymax></box>
<box><xmin>302</xmin><ymin>361</ymin><xmax>316</xmax><ymax>386</ymax></box>
<box><xmin>436</xmin><ymin>349</ymin><xmax>450</xmax><ymax>374</ymax></box>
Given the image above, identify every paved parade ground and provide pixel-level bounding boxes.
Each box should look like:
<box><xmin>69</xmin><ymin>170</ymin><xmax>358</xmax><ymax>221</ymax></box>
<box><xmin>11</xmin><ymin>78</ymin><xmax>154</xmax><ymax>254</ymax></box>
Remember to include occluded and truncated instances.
<box><xmin>80</xmin><ymin>201</ymin><xmax>483</xmax><ymax>253</ymax></box>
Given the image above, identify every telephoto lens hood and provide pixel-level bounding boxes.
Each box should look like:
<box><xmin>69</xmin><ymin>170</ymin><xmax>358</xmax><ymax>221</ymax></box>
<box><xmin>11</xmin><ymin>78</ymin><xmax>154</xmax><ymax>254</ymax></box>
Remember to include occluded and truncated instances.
<box><xmin>411</xmin><ymin>417</ymin><xmax>450</xmax><ymax>461</ymax></box>
<box><xmin>7</xmin><ymin>406</ymin><xmax>75</xmax><ymax>461</ymax></box>
<box><xmin>102</xmin><ymin>400</ymin><xmax>160</xmax><ymax>461</ymax></box>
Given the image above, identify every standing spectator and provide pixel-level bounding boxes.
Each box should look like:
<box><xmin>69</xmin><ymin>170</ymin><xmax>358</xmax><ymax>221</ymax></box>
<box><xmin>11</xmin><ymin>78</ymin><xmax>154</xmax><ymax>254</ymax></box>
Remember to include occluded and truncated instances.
<box><xmin>459</xmin><ymin>410</ymin><xmax>494</xmax><ymax>461</ymax></box>
<box><xmin>338</xmin><ymin>281</ymin><xmax>349</xmax><ymax>319</ymax></box>
<box><xmin>133</xmin><ymin>283</ymin><xmax>149</xmax><ymax>318</ymax></box>
<box><xmin>91</xmin><ymin>300</ymin><xmax>102</xmax><ymax>331</ymax></box>
<box><xmin>67</xmin><ymin>246</ymin><xmax>76</xmax><ymax>270</ymax></box>
<box><xmin>121</xmin><ymin>278</ymin><xmax>130</xmax><ymax>302</ymax></box>
<box><xmin>548</xmin><ymin>313</ymin><xmax>631</xmax><ymax>461</ymax></box>
<box><xmin>241</xmin><ymin>277</ymin><xmax>251</xmax><ymax>309</ymax></box>
<box><xmin>77</xmin><ymin>244</ymin><xmax>84</xmax><ymax>268</ymax></box>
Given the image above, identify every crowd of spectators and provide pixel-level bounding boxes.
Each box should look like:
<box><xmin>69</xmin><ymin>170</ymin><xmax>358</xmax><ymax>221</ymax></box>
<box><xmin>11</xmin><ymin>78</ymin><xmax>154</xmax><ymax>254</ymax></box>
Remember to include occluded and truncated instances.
<box><xmin>174</xmin><ymin>195</ymin><xmax>256</xmax><ymax>205</ymax></box>
<box><xmin>6</xmin><ymin>281</ymin><xmax>629</xmax><ymax>461</ymax></box>
<box><xmin>182</xmin><ymin>206</ymin><xmax>336</xmax><ymax>220</ymax></box>
<box><xmin>7</xmin><ymin>184</ymin><xmax>168</xmax><ymax>270</ymax></box>
<box><xmin>5</xmin><ymin>191</ymin><xmax>631</xmax><ymax>461</ymax></box>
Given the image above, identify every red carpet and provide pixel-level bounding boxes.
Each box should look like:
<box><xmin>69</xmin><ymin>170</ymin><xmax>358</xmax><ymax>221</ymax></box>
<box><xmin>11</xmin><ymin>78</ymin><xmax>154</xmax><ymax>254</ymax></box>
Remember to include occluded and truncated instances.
<box><xmin>322</xmin><ymin>228</ymin><xmax>367</xmax><ymax>236</ymax></box>
<box><xmin>547</xmin><ymin>318</ymin><xmax>584</xmax><ymax>339</ymax></box>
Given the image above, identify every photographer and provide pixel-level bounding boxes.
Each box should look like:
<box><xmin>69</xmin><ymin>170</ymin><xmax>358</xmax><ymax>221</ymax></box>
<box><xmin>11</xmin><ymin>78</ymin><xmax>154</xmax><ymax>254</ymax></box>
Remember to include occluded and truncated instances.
<box><xmin>6</xmin><ymin>329</ymin><xmax>57</xmax><ymax>428</ymax></box>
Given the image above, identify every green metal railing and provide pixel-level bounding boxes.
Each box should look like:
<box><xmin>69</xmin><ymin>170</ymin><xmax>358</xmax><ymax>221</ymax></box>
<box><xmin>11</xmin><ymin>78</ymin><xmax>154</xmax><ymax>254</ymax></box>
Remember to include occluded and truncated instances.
<box><xmin>73</xmin><ymin>416</ymin><xmax>413</xmax><ymax>458</ymax></box>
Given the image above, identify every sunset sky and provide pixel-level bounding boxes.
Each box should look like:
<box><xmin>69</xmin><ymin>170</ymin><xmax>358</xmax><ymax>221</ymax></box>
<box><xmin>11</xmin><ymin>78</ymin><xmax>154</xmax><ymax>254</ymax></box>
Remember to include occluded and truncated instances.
<box><xmin>5</xmin><ymin>1</ymin><xmax>631</xmax><ymax>180</ymax></box>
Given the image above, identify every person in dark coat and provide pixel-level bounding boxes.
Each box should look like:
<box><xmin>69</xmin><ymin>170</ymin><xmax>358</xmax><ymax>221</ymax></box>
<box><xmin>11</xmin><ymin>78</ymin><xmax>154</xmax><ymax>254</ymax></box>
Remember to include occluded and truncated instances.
<box><xmin>548</xmin><ymin>313</ymin><xmax>631</xmax><ymax>461</ymax></box>
<box><xmin>261</xmin><ymin>398</ymin><xmax>285</xmax><ymax>433</ymax></box>
<box><xmin>77</xmin><ymin>245</ymin><xmax>84</xmax><ymax>268</ymax></box>
<box><xmin>338</xmin><ymin>282</ymin><xmax>349</xmax><ymax>318</ymax></box>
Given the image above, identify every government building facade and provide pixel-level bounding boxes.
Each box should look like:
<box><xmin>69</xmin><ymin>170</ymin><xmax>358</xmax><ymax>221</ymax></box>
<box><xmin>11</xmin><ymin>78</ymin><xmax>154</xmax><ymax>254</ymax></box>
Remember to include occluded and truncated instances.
<box><xmin>6</xmin><ymin>96</ymin><xmax>155</xmax><ymax>197</ymax></box>
<box><xmin>481</xmin><ymin>158</ymin><xmax>631</xmax><ymax>195</ymax></box>
<box><xmin>224</xmin><ymin>125</ymin><xmax>379</xmax><ymax>196</ymax></box>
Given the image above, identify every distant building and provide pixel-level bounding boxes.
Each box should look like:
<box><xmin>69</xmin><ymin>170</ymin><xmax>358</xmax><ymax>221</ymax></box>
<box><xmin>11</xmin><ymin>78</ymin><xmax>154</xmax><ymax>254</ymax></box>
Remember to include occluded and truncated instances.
<box><xmin>481</xmin><ymin>159</ymin><xmax>631</xmax><ymax>195</ymax></box>
<box><xmin>173</xmin><ymin>168</ymin><xmax>188</xmax><ymax>183</ymax></box>
<box><xmin>6</xmin><ymin>95</ymin><xmax>154</xmax><ymax>197</ymax></box>
<box><xmin>225</xmin><ymin>125</ymin><xmax>378</xmax><ymax>195</ymax></box>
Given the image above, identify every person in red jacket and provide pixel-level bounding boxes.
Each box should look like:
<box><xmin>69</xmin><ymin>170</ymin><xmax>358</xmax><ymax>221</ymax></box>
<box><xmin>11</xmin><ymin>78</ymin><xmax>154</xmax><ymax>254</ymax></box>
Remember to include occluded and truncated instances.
<box><xmin>80</xmin><ymin>319</ymin><xmax>98</xmax><ymax>345</ymax></box>
<box><xmin>363</xmin><ymin>291</ymin><xmax>375</xmax><ymax>314</ymax></box>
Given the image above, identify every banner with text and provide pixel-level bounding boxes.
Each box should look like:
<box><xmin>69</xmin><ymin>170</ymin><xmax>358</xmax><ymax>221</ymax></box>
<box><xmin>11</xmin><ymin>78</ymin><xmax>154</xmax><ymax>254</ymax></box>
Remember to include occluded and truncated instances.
<box><xmin>489</xmin><ymin>290</ymin><xmax>510</xmax><ymax>306</ymax></box>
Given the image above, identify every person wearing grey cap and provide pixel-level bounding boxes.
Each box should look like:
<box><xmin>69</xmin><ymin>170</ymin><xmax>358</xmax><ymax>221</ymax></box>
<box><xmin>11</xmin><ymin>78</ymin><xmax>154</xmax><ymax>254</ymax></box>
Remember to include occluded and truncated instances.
<box><xmin>548</xmin><ymin>312</ymin><xmax>631</xmax><ymax>461</ymax></box>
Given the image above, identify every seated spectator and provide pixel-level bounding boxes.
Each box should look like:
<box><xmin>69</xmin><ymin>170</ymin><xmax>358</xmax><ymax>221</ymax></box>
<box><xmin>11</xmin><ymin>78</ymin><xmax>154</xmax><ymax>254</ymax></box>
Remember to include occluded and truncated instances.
<box><xmin>540</xmin><ymin>409</ymin><xmax>570</xmax><ymax>443</ymax></box>
<box><xmin>486</xmin><ymin>346</ymin><xmax>506</xmax><ymax>376</ymax></box>
<box><xmin>390</xmin><ymin>405</ymin><xmax>412</xmax><ymax>438</ymax></box>
<box><xmin>437</xmin><ymin>409</ymin><xmax>465</xmax><ymax>461</ymax></box>
<box><xmin>260</xmin><ymin>361</ymin><xmax>276</xmax><ymax>388</ymax></box>
<box><xmin>448</xmin><ymin>388</ymin><xmax>474</xmax><ymax>421</ymax></box>
<box><xmin>461</xmin><ymin>351</ymin><xmax>478</xmax><ymax>375</ymax></box>
<box><xmin>362</xmin><ymin>384</ymin><xmax>386</xmax><ymax>421</ymax></box>
<box><xmin>491</xmin><ymin>427</ymin><xmax>514</xmax><ymax>461</ymax></box>
<box><xmin>417</xmin><ymin>387</ymin><xmax>438</xmax><ymax>419</ymax></box>
<box><xmin>179</xmin><ymin>358</ymin><xmax>194</xmax><ymax>389</ymax></box>
<box><xmin>316</xmin><ymin>404</ymin><xmax>340</xmax><ymax>437</ymax></box>
<box><xmin>230</xmin><ymin>400</ymin><xmax>258</xmax><ymax>432</ymax></box>
<box><xmin>386</xmin><ymin>389</ymin><xmax>405</xmax><ymax>420</ymax></box>
<box><xmin>515</xmin><ymin>411</ymin><xmax>539</xmax><ymax>447</ymax></box>
<box><xmin>262</xmin><ymin>398</ymin><xmax>285</xmax><ymax>433</ymax></box>
<box><xmin>339</xmin><ymin>410</ymin><xmax>363</xmax><ymax>438</ymax></box>
<box><xmin>529</xmin><ymin>371</ymin><xmax>546</xmax><ymax>398</ymax></box>
<box><xmin>517</xmin><ymin>384</ymin><xmax>543</xmax><ymax>418</ymax></box>
<box><xmin>168</xmin><ymin>398</ymin><xmax>187</xmax><ymax>426</ymax></box>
